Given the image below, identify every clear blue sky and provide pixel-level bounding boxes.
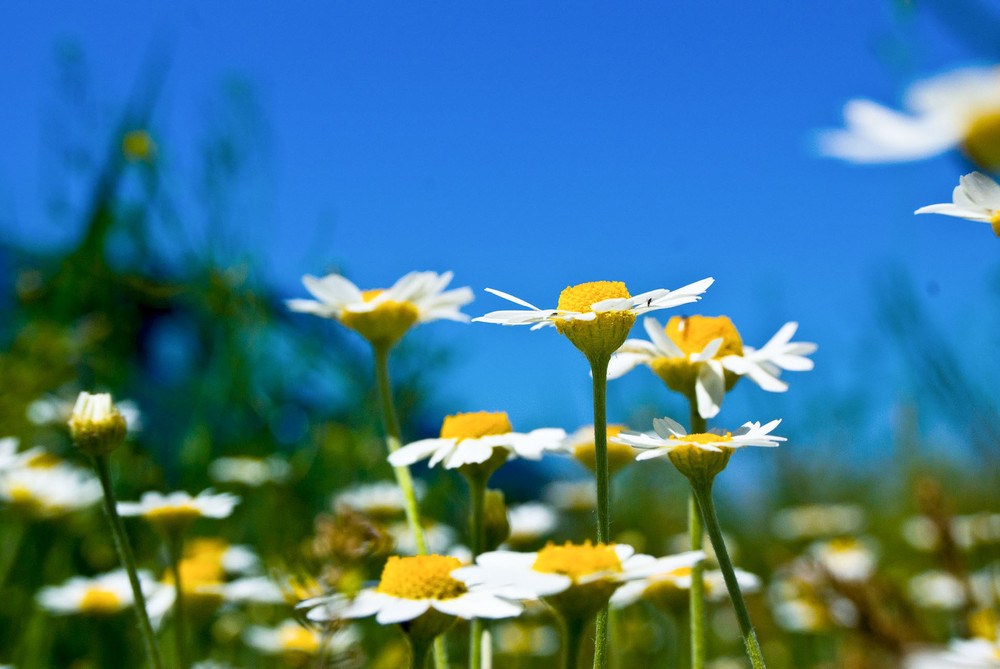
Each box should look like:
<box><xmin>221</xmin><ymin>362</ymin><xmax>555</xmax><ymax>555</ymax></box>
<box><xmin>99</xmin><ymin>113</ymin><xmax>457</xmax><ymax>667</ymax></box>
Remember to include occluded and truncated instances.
<box><xmin>2</xmin><ymin>2</ymin><xmax>998</xmax><ymax>465</ymax></box>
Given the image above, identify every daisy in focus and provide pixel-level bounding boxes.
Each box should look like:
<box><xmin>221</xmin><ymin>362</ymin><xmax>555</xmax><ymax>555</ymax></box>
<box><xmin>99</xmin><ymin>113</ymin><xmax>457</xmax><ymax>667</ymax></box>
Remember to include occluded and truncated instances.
<box><xmin>818</xmin><ymin>65</ymin><xmax>1000</xmax><ymax>168</ymax></box>
<box><xmin>608</xmin><ymin>315</ymin><xmax>815</xmax><ymax>419</ymax></box>
<box><xmin>287</xmin><ymin>270</ymin><xmax>473</xmax><ymax>347</ymax></box>
<box><xmin>118</xmin><ymin>489</ymin><xmax>241</xmax><ymax>532</ymax></box>
<box><xmin>916</xmin><ymin>171</ymin><xmax>1000</xmax><ymax>237</ymax></box>
<box><xmin>613</xmin><ymin>417</ymin><xmax>785</xmax><ymax>462</ymax></box>
<box><xmin>388</xmin><ymin>411</ymin><xmax>565</xmax><ymax>473</ymax></box>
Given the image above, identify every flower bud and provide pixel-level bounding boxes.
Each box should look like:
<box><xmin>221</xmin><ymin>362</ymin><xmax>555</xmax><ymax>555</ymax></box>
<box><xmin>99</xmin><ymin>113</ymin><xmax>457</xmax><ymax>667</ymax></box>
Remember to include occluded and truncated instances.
<box><xmin>69</xmin><ymin>392</ymin><xmax>128</xmax><ymax>456</ymax></box>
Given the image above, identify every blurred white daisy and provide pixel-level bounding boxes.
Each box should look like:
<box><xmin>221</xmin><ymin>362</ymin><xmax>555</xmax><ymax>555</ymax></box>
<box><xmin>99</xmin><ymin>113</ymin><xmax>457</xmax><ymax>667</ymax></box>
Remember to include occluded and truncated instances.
<box><xmin>287</xmin><ymin>270</ymin><xmax>473</xmax><ymax>346</ymax></box>
<box><xmin>388</xmin><ymin>411</ymin><xmax>565</xmax><ymax>472</ymax></box>
<box><xmin>388</xmin><ymin>520</ymin><xmax>458</xmax><ymax>556</ymax></box>
<box><xmin>612</xmin><ymin>565</ymin><xmax>760</xmax><ymax>609</ymax></box>
<box><xmin>506</xmin><ymin>503</ymin><xmax>559</xmax><ymax>548</ymax></box>
<box><xmin>809</xmin><ymin>537</ymin><xmax>877</xmax><ymax>583</ymax></box>
<box><xmin>904</xmin><ymin>638</ymin><xmax>1000</xmax><ymax>668</ymax></box>
<box><xmin>37</xmin><ymin>569</ymin><xmax>164</xmax><ymax>616</ymax></box>
<box><xmin>555</xmin><ymin>425</ymin><xmax>636</xmax><ymax>476</ymax></box>
<box><xmin>613</xmin><ymin>417</ymin><xmax>784</xmax><ymax>461</ymax></box>
<box><xmin>454</xmin><ymin>542</ymin><xmax>703</xmax><ymax>621</ymax></box>
<box><xmin>543</xmin><ymin>479</ymin><xmax>596</xmax><ymax>512</ymax></box>
<box><xmin>208</xmin><ymin>455</ymin><xmax>290</xmax><ymax>487</ymax></box>
<box><xmin>27</xmin><ymin>394</ymin><xmax>142</xmax><ymax>433</ymax></box>
<box><xmin>333</xmin><ymin>479</ymin><xmax>426</xmax><ymax>520</ymax></box>
<box><xmin>908</xmin><ymin>571</ymin><xmax>968</xmax><ymax>611</ymax></box>
<box><xmin>0</xmin><ymin>464</ymin><xmax>102</xmax><ymax>518</ymax></box>
<box><xmin>818</xmin><ymin>65</ymin><xmax>1000</xmax><ymax>168</ymax></box>
<box><xmin>244</xmin><ymin>619</ymin><xmax>358</xmax><ymax>658</ymax></box>
<box><xmin>301</xmin><ymin>554</ymin><xmax>522</xmax><ymax>625</ymax></box>
<box><xmin>916</xmin><ymin>171</ymin><xmax>1000</xmax><ymax>237</ymax></box>
<box><xmin>771</xmin><ymin>504</ymin><xmax>866</xmax><ymax>541</ymax></box>
<box><xmin>118</xmin><ymin>489</ymin><xmax>240</xmax><ymax>531</ymax></box>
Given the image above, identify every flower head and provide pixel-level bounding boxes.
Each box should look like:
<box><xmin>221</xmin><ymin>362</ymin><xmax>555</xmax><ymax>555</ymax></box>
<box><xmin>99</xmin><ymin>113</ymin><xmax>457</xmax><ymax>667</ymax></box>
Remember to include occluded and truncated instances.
<box><xmin>208</xmin><ymin>455</ymin><xmax>290</xmax><ymax>487</ymax></box>
<box><xmin>611</xmin><ymin>565</ymin><xmax>760</xmax><ymax>611</ymax></box>
<box><xmin>916</xmin><ymin>171</ymin><xmax>1000</xmax><ymax>237</ymax></box>
<box><xmin>475</xmin><ymin>278</ymin><xmax>713</xmax><ymax>359</ymax></box>
<box><xmin>69</xmin><ymin>392</ymin><xmax>128</xmax><ymax>456</ymax></box>
<box><xmin>118</xmin><ymin>489</ymin><xmax>240</xmax><ymax>533</ymax></box>
<box><xmin>556</xmin><ymin>425</ymin><xmax>636</xmax><ymax>476</ymax></box>
<box><xmin>809</xmin><ymin>536</ymin><xmax>877</xmax><ymax>583</ymax></box>
<box><xmin>287</xmin><ymin>270</ymin><xmax>473</xmax><ymax>347</ymax></box>
<box><xmin>333</xmin><ymin>480</ymin><xmax>426</xmax><ymax>520</ymax></box>
<box><xmin>0</xmin><ymin>464</ymin><xmax>102</xmax><ymax>518</ymax></box>
<box><xmin>244</xmin><ymin>619</ymin><xmax>358</xmax><ymax>659</ymax></box>
<box><xmin>37</xmin><ymin>569</ymin><xmax>164</xmax><ymax>616</ymax></box>
<box><xmin>454</xmin><ymin>542</ymin><xmax>702</xmax><ymax>622</ymax></box>
<box><xmin>388</xmin><ymin>411</ymin><xmax>565</xmax><ymax>477</ymax></box>
<box><xmin>301</xmin><ymin>554</ymin><xmax>521</xmax><ymax>641</ymax></box>
<box><xmin>614</xmin><ymin>417</ymin><xmax>784</xmax><ymax>485</ymax></box>
<box><xmin>818</xmin><ymin>65</ymin><xmax>1000</xmax><ymax>168</ymax></box>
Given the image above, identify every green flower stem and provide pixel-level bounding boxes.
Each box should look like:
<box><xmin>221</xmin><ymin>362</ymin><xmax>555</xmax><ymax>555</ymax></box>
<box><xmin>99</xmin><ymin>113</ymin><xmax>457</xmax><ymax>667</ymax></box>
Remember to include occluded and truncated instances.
<box><xmin>167</xmin><ymin>534</ymin><xmax>188</xmax><ymax>669</ymax></box>
<box><xmin>587</xmin><ymin>352</ymin><xmax>611</xmax><ymax>669</ymax></box>
<box><xmin>688</xmin><ymin>401</ymin><xmax>707</xmax><ymax>669</ymax></box>
<box><xmin>92</xmin><ymin>455</ymin><xmax>165</xmax><ymax>669</ymax></box>
<box><xmin>373</xmin><ymin>343</ymin><xmax>446</xmax><ymax>669</ymax></box>
<box><xmin>0</xmin><ymin>515</ymin><xmax>26</xmax><ymax>594</ymax></box>
<box><xmin>560</xmin><ymin>614</ymin><xmax>587</xmax><ymax>669</ymax></box>
<box><xmin>373</xmin><ymin>343</ymin><xmax>428</xmax><ymax>556</ymax></box>
<box><xmin>408</xmin><ymin>633</ymin><xmax>434</xmax><ymax>669</ymax></box>
<box><xmin>690</xmin><ymin>479</ymin><xmax>767</xmax><ymax>669</ymax></box>
<box><xmin>467</xmin><ymin>472</ymin><xmax>488</xmax><ymax>669</ymax></box>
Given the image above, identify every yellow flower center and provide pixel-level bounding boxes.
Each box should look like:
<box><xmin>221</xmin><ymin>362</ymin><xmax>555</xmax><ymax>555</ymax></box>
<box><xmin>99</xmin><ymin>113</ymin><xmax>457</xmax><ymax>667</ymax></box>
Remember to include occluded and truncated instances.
<box><xmin>440</xmin><ymin>411</ymin><xmax>513</xmax><ymax>440</ymax></box>
<box><xmin>963</xmin><ymin>109</ymin><xmax>1000</xmax><ymax>172</ymax></box>
<box><xmin>26</xmin><ymin>452</ymin><xmax>62</xmax><ymax>468</ymax></box>
<box><xmin>969</xmin><ymin>608</ymin><xmax>999</xmax><ymax>642</ymax></box>
<box><xmin>79</xmin><ymin>588</ymin><xmax>122</xmax><ymax>614</ymax></box>
<box><xmin>989</xmin><ymin>211</ymin><xmax>1000</xmax><ymax>238</ymax></box>
<box><xmin>671</xmin><ymin>432</ymin><xmax>733</xmax><ymax>446</ymax></box>
<box><xmin>573</xmin><ymin>426</ymin><xmax>635</xmax><ymax>476</ymax></box>
<box><xmin>8</xmin><ymin>485</ymin><xmax>36</xmax><ymax>506</ymax></box>
<box><xmin>145</xmin><ymin>503</ymin><xmax>204</xmax><ymax>525</ymax></box>
<box><xmin>277</xmin><ymin>624</ymin><xmax>321</xmax><ymax>654</ymax></box>
<box><xmin>376</xmin><ymin>555</ymin><xmax>468</xmax><ymax>600</ymax></box>
<box><xmin>121</xmin><ymin>129</ymin><xmax>156</xmax><ymax>163</ymax></box>
<box><xmin>185</xmin><ymin>537</ymin><xmax>228</xmax><ymax>563</ymax></box>
<box><xmin>362</xmin><ymin>289</ymin><xmax>385</xmax><ymax>301</ymax></box>
<box><xmin>556</xmin><ymin>281</ymin><xmax>630</xmax><ymax>314</ymax></box>
<box><xmin>664</xmin><ymin>315</ymin><xmax>743</xmax><ymax>358</ymax></box>
<box><xmin>532</xmin><ymin>541</ymin><xmax>622</xmax><ymax>581</ymax></box>
<box><xmin>826</xmin><ymin>537</ymin><xmax>860</xmax><ymax>554</ymax></box>
<box><xmin>339</xmin><ymin>288</ymin><xmax>420</xmax><ymax>347</ymax></box>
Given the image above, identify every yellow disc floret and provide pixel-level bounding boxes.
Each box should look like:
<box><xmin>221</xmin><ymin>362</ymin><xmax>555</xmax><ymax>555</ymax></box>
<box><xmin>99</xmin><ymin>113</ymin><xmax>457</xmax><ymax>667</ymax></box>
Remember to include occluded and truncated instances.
<box><xmin>376</xmin><ymin>555</ymin><xmax>468</xmax><ymax>601</ymax></box>
<box><xmin>532</xmin><ymin>541</ymin><xmax>623</xmax><ymax>581</ymax></box>
<box><xmin>572</xmin><ymin>425</ymin><xmax>635</xmax><ymax>476</ymax></box>
<box><xmin>554</xmin><ymin>282</ymin><xmax>636</xmax><ymax>359</ymax></box>
<box><xmin>990</xmin><ymin>210</ymin><xmax>1000</xmax><ymax>238</ymax></box>
<box><xmin>963</xmin><ymin>110</ymin><xmax>1000</xmax><ymax>172</ymax></box>
<box><xmin>339</xmin><ymin>289</ymin><xmax>420</xmax><ymax>348</ymax></box>
<box><xmin>277</xmin><ymin>624</ymin><xmax>321</xmax><ymax>654</ymax></box>
<box><xmin>666</xmin><ymin>433</ymin><xmax>735</xmax><ymax>486</ymax></box>
<box><xmin>79</xmin><ymin>588</ymin><xmax>123</xmax><ymax>615</ymax></box>
<box><xmin>652</xmin><ymin>315</ymin><xmax>744</xmax><ymax>396</ymax></box>
<box><xmin>145</xmin><ymin>503</ymin><xmax>204</xmax><ymax>528</ymax></box>
<box><xmin>440</xmin><ymin>412</ymin><xmax>513</xmax><ymax>440</ymax></box>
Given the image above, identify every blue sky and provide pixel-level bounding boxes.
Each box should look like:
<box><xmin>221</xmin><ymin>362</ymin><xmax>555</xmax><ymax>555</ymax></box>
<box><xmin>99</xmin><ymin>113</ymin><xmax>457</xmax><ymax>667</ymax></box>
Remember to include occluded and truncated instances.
<box><xmin>2</xmin><ymin>2</ymin><xmax>998</xmax><ymax>464</ymax></box>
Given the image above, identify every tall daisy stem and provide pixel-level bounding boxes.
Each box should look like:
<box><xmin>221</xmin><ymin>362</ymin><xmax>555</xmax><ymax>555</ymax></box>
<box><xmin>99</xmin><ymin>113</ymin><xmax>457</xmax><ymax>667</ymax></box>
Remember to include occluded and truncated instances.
<box><xmin>588</xmin><ymin>352</ymin><xmax>611</xmax><ymax>669</ymax></box>
<box><xmin>560</xmin><ymin>614</ymin><xmax>587</xmax><ymax>669</ymax></box>
<box><xmin>167</xmin><ymin>534</ymin><xmax>189</xmax><ymax>669</ymax></box>
<box><xmin>467</xmin><ymin>472</ymin><xmax>488</xmax><ymax>669</ymax></box>
<box><xmin>92</xmin><ymin>455</ymin><xmax>165</xmax><ymax>669</ymax></box>
<box><xmin>691</xmin><ymin>479</ymin><xmax>767</xmax><ymax>669</ymax></box>
<box><xmin>688</xmin><ymin>401</ymin><xmax>707</xmax><ymax>669</ymax></box>
<box><xmin>408</xmin><ymin>633</ymin><xmax>434</xmax><ymax>669</ymax></box>
<box><xmin>373</xmin><ymin>343</ymin><xmax>446</xmax><ymax>669</ymax></box>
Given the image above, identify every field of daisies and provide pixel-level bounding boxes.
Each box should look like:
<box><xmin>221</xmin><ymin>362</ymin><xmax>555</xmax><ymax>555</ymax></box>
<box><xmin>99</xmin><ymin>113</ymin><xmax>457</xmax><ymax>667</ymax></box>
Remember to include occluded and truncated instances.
<box><xmin>4</xmin><ymin>47</ymin><xmax>1000</xmax><ymax>669</ymax></box>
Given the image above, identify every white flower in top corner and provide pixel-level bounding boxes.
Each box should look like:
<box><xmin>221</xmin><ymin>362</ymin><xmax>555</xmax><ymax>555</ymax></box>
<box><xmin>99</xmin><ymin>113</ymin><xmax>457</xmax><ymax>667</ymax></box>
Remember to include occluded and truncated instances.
<box><xmin>613</xmin><ymin>417</ymin><xmax>785</xmax><ymax>461</ymax></box>
<box><xmin>300</xmin><ymin>554</ymin><xmax>522</xmax><ymax>628</ymax></box>
<box><xmin>916</xmin><ymin>171</ymin><xmax>1000</xmax><ymax>237</ymax></box>
<box><xmin>118</xmin><ymin>489</ymin><xmax>240</xmax><ymax>531</ymax></box>
<box><xmin>37</xmin><ymin>568</ymin><xmax>164</xmax><ymax>616</ymax></box>
<box><xmin>287</xmin><ymin>270</ymin><xmax>473</xmax><ymax>346</ymax></box>
<box><xmin>818</xmin><ymin>65</ymin><xmax>1000</xmax><ymax>168</ymax></box>
<box><xmin>388</xmin><ymin>411</ymin><xmax>565</xmax><ymax>473</ymax></box>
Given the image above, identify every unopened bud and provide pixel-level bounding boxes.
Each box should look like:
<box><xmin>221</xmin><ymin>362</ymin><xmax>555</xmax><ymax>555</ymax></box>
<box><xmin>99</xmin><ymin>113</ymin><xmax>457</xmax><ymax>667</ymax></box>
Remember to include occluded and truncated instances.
<box><xmin>69</xmin><ymin>392</ymin><xmax>127</xmax><ymax>456</ymax></box>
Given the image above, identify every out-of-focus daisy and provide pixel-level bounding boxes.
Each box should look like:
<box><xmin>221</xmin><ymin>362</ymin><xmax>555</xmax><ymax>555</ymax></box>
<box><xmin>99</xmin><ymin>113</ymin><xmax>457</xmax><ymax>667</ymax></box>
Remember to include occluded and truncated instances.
<box><xmin>612</xmin><ymin>565</ymin><xmax>760</xmax><ymax>610</ymax></box>
<box><xmin>0</xmin><ymin>437</ymin><xmax>23</xmax><ymax>470</ymax></box>
<box><xmin>208</xmin><ymin>455</ymin><xmax>290</xmax><ymax>487</ymax></box>
<box><xmin>771</xmin><ymin>504</ymin><xmax>866</xmax><ymax>541</ymax></box>
<box><xmin>904</xmin><ymin>638</ymin><xmax>1000</xmax><ymax>668</ymax></box>
<box><xmin>388</xmin><ymin>411</ymin><xmax>565</xmax><ymax>473</ymax></box>
<box><xmin>0</xmin><ymin>464</ymin><xmax>102</xmax><ymax>518</ymax></box>
<box><xmin>609</xmin><ymin>316</ymin><xmax>814</xmax><ymax>419</ymax></box>
<box><xmin>244</xmin><ymin>619</ymin><xmax>358</xmax><ymax>660</ymax></box>
<box><xmin>185</xmin><ymin>537</ymin><xmax>261</xmax><ymax>576</ymax></box>
<box><xmin>27</xmin><ymin>394</ymin><xmax>143</xmax><ymax>433</ymax></box>
<box><xmin>556</xmin><ymin>425</ymin><xmax>636</xmax><ymax>476</ymax></box>
<box><xmin>454</xmin><ymin>542</ymin><xmax>703</xmax><ymax>622</ymax></box>
<box><xmin>767</xmin><ymin>573</ymin><xmax>857</xmax><ymax>632</ymax></box>
<box><xmin>388</xmin><ymin>520</ymin><xmax>458</xmax><ymax>556</ymax></box>
<box><xmin>211</xmin><ymin>576</ymin><xmax>286</xmax><ymax>605</ymax></box>
<box><xmin>492</xmin><ymin>620</ymin><xmax>560</xmax><ymax>657</ymax></box>
<box><xmin>809</xmin><ymin>537</ymin><xmax>877</xmax><ymax>583</ymax></box>
<box><xmin>506</xmin><ymin>503</ymin><xmax>559</xmax><ymax>549</ymax></box>
<box><xmin>333</xmin><ymin>480</ymin><xmax>426</xmax><ymax>521</ymax></box>
<box><xmin>287</xmin><ymin>270</ymin><xmax>473</xmax><ymax>347</ymax></box>
<box><xmin>118</xmin><ymin>489</ymin><xmax>240</xmax><ymax>532</ymax></box>
<box><xmin>475</xmin><ymin>278</ymin><xmax>713</xmax><ymax>359</ymax></box>
<box><xmin>37</xmin><ymin>569</ymin><xmax>164</xmax><ymax>616</ymax></box>
<box><xmin>908</xmin><ymin>571</ymin><xmax>968</xmax><ymax>611</ymax></box>
<box><xmin>916</xmin><ymin>171</ymin><xmax>1000</xmax><ymax>237</ymax></box>
<box><xmin>818</xmin><ymin>65</ymin><xmax>1000</xmax><ymax>168</ymax></box>
<box><xmin>68</xmin><ymin>392</ymin><xmax>129</xmax><ymax>457</ymax></box>
<box><xmin>543</xmin><ymin>479</ymin><xmax>596</xmax><ymax>512</ymax></box>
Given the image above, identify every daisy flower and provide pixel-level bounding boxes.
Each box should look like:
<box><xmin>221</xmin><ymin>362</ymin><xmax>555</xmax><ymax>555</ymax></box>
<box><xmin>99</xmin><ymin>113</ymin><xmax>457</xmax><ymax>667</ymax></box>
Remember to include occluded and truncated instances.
<box><xmin>904</xmin><ymin>638</ymin><xmax>1000</xmax><ymax>668</ymax></box>
<box><xmin>475</xmin><ymin>278</ymin><xmax>713</xmax><ymax>359</ymax></box>
<box><xmin>244</xmin><ymin>619</ymin><xmax>358</xmax><ymax>659</ymax></box>
<box><xmin>506</xmin><ymin>503</ymin><xmax>559</xmax><ymax>549</ymax></box>
<box><xmin>818</xmin><ymin>65</ymin><xmax>1000</xmax><ymax>168</ymax></box>
<box><xmin>771</xmin><ymin>504</ymin><xmax>866</xmax><ymax>542</ymax></box>
<box><xmin>0</xmin><ymin>464</ymin><xmax>102</xmax><ymax>518</ymax></box>
<box><xmin>37</xmin><ymin>569</ymin><xmax>164</xmax><ymax>616</ymax></box>
<box><xmin>916</xmin><ymin>171</ymin><xmax>1000</xmax><ymax>237</ymax></box>
<box><xmin>614</xmin><ymin>417</ymin><xmax>784</xmax><ymax>461</ymax></box>
<box><xmin>287</xmin><ymin>270</ymin><xmax>473</xmax><ymax>347</ymax></box>
<box><xmin>69</xmin><ymin>391</ymin><xmax>128</xmax><ymax>456</ymax></box>
<box><xmin>555</xmin><ymin>425</ymin><xmax>636</xmax><ymax>476</ymax></box>
<box><xmin>118</xmin><ymin>489</ymin><xmax>240</xmax><ymax>531</ymax></box>
<box><xmin>333</xmin><ymin>480</ymin><xmax>426</xmax><ymax>520</ymax></box>
<box><xmin>611</xmin><ymin>564</ymin><xmax>761</xmax><ymax>610</ymax></box>
<box><xmin>207</xmin><ymin>455</ymin><xmax>290</xmax><ymax>487</ymax></box>
<box><xmin>609</xmin><ymin>316</ymin><xmax>815</xmax><ymax>419</ymax></box>
<box><xmin>388</xmin><ymin>411</ymin><xmax>566</xmax><ymax>473</ymax></box>
<box><xmin>809</xmin><ymin>536</ymin><xmax>877</xmax><ymax>583</ymax></box>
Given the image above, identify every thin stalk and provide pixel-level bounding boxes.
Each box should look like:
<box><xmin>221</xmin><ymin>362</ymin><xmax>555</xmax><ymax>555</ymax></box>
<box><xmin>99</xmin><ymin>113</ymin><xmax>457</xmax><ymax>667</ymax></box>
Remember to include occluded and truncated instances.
<box><xmin>408</xmin><ymin>634</ymin><xmax>434</xmax><ymax>669</ymax></box>
<box><xmin>167</xmin><ymin>534</ymin><xmax>188</xmax><ymax>669</ymax></box>
<box><xmin>691</xmin><ymin>480</ymin><xmax>767</xmax><ymax>669</ymax></box>
<box><xmin>688</xmin><ymin>400</ymin><xmax>707</xmax><ymax>669</ymax></box>
<box><xmin>0</xmin><ymin>515</ymin><xmax>26</xmax><ymax>594</ymax></box>
<box><xmin>587</xmin><ymin>353</ymin><xmax>611</xmax><ymax>669</ymax></box>
<box><xmin>560</xmin><ymin>614</ymin><xmax>587</xmax><ymax>669</ymax></box>
<box><xmin>373</xmin><ymin>343</ymin><xmax>445</xmax><ymax>669</ymax></box>
<box><xmin>467</xmin><ymin>473</ymin><xmax>487</xmax><ymax>669</ymax></box>
<box><xmin>92</xmin><ymin>455</ymin><xmax>165</xmax><ymax>669</ymax></box>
